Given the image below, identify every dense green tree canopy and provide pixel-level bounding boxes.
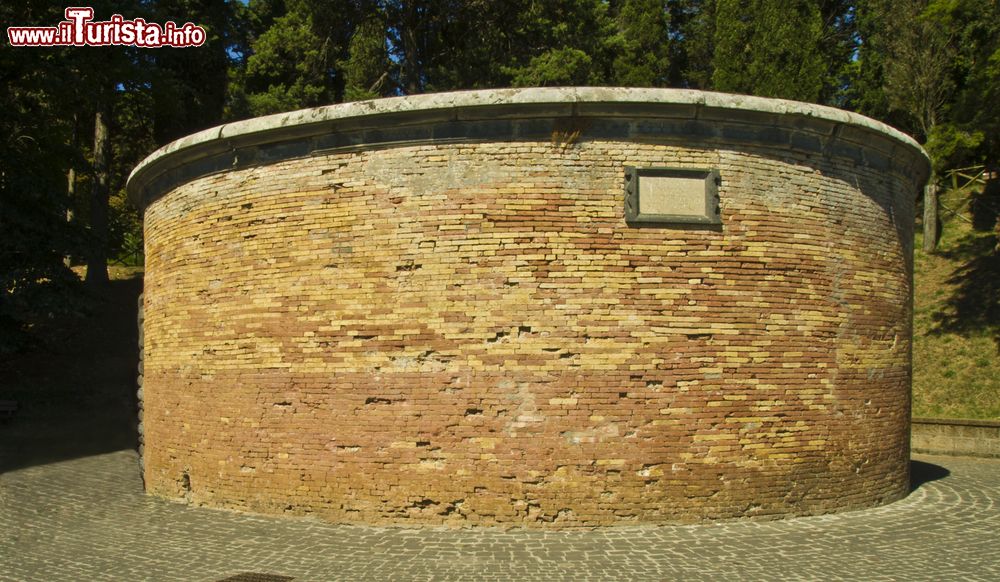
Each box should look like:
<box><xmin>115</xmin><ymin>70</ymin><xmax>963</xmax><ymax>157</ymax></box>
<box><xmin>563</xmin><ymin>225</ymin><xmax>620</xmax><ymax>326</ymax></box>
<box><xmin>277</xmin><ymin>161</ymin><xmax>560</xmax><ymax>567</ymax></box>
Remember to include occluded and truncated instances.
<box><xmin>712</xmin><ymin>0</ymin><xmax>826</xmax><ymax>102</ymax></box>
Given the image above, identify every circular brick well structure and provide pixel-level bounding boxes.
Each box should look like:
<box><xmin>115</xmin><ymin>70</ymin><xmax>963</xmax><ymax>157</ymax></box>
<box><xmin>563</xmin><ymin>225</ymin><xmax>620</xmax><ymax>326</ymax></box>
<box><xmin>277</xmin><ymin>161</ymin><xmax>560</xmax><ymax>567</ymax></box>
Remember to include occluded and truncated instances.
<box><xmin>128</xmin><ymin>88</ymin><xmax>930</xmax><ymax>527</ymax></box>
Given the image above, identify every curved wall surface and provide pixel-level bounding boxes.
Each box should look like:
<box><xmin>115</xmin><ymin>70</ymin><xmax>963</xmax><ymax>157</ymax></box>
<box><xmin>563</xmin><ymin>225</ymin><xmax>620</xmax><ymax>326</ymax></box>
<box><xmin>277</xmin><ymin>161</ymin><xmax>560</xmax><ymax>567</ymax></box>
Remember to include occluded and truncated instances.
<box><xmin>128</xmin><ymin>88</ymin><xmax>930</xmax><ymax>527</ymax></box>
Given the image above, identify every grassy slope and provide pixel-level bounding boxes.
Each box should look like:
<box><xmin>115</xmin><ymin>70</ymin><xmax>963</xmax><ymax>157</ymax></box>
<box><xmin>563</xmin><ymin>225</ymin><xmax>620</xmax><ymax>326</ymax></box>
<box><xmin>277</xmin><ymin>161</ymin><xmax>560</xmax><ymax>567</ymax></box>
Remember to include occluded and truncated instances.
<box><xmin>912</xmin><ymin>185</ymin><xmax>1000</xmax><ymax>419</ymax></box>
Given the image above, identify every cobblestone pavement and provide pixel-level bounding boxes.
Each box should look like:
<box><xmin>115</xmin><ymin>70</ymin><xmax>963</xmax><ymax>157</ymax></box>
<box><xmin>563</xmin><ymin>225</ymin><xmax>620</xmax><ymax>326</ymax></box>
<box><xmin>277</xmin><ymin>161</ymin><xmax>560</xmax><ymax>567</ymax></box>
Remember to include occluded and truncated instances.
<box><xmin>1</xmin><ymin>450</ymin><xmax>998</xmax><ymax>581</ymax></box>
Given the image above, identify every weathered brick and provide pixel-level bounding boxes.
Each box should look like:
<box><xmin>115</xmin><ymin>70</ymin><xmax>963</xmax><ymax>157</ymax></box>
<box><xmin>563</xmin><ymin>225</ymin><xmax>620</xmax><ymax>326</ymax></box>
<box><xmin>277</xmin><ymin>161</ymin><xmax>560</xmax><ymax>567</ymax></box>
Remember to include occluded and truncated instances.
<box><xmin>134</xmin><ymin>89</ymin><xmax>928</xmax><ymax>528</ymax></box>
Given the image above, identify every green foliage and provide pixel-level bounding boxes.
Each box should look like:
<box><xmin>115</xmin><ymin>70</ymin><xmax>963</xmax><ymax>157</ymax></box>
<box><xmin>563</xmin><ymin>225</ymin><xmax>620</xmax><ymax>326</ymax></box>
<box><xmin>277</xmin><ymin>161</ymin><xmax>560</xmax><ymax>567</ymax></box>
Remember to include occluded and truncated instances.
<box><xmin>712</xmin><ymin>0</ymin><xmax>826</xmax><ymax>102</ymax></box>
<box><xmin>925</xmin><ymin>125</ymin><xmax>985</xmax><ymax>175</ymax></box>
<box><xmin>815</xmin><ymin>0</ymin><xmax>859</xmax><ymax>107</ymax></box>
<box><xmin>108</xmin><ymin>189</ymin><xmax>144</xmax><ymax>267</ymax></box>
<box><xmin>409</xmin><ymin>1</ymin><xmax>503</xmax><ymax>91</ymax></box>
<box><xmin>0</xmin><ymin>3</ymin><xmax>86</xmax><ymax>352</ymax></box>
<box><xmin>237</xmin><ymin>9</ymin><xmax>335</xmax><ymax>116</ymax></box>
<box><xmin>147</xmin><ymin>0</ymin><xmax>240</xmax><ymax>143</ymax></box>
<box><xmin>883</xmin><ymin>1</ymin><xmax>954</xmax><ymax>139</ymax></box>
<box><xmin>841</xmin><ymin>0</ymin><xmax>893</xmax><ymax>121</ymax></box>
<box><xmin>709</xmin><ymin>0</ymin><xmax>750</xmax><ymax>92</ymax></box>
<box><xmin>926</xmin><ymin>0</ymin><xmax>1000</xmax><ymax>166</ymax></box>
<box><xmin>849</xmin><ymin>0</ymin><xmax>1000</xmax><ymax>169</ymax></box>
<box><xmin>612</xmin><ymin>0</ymin><xmax>671</xmax><ymax>87</ymax></box>
<box><xmin>342</xmin><ymin>15</ymin><xmax>392</xmax><ymax>101</ymax></box>
<box><xmin>510</xmin><ymin>47</ymin><xmax>599</xmax><ymax>86</ymax></box>
<box><xmin>499</xmin><ymin>0</ymin><xmax>618</xmax><ymax>88</ymax></box>
<box><xmin>673</xmin><ymin>0</ymin><xmax>716</xmax><ymax>89</ymax></box>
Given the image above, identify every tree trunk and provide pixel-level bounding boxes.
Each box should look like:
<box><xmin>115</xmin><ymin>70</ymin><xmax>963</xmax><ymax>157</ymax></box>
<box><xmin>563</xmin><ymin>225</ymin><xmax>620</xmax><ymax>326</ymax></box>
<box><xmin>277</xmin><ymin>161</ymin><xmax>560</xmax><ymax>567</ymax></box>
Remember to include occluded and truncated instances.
<box><xmin>64</xmin><ymin>167</ymin><xmax>75</xmax><ymax>268</ymax></box>
<box><xmin>401</xmin><ymin>1</ymin><xmax>421</xmax><ymax>94</ymax></box>
<box><xmin>923</xmin><ymin>175</ymin><xmax>939</xmax><ymax>253</ymax></box>
<box><xmin>85</xmin><ymin>106</ymin><xmax>110</xmax><ymax>288</ymax></box>
<box><xmin>65</xmin><ymin>111</ymin><xmax>78</xmax><ymax>269</ymax></box>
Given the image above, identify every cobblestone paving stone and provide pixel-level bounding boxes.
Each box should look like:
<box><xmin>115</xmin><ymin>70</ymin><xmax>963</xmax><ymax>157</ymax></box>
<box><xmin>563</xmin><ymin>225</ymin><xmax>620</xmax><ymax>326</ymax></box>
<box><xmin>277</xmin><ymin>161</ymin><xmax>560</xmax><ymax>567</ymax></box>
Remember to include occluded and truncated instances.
<box><xmin>1</xmin><ymin>451</ymin><xmax>998</xmax><ymax>581</ymax></box>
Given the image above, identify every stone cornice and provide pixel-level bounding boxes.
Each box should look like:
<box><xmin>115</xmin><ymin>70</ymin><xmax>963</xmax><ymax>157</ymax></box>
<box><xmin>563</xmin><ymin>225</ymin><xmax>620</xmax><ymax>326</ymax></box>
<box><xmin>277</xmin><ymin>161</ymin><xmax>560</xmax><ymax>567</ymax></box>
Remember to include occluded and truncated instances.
<box><xmin>127</xmin><ymin>87</ymin><xmax>931</xmax><ymax>210</ymax></box>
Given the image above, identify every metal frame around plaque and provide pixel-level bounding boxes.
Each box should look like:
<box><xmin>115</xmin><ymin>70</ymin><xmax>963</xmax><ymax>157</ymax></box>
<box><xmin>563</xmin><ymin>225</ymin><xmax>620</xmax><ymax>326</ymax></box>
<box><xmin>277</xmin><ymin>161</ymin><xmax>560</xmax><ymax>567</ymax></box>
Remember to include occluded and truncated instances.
<box><xmin>624</xmin><ymin>166</ymin><xmax>721</xmax><ymax>226</ymax></box>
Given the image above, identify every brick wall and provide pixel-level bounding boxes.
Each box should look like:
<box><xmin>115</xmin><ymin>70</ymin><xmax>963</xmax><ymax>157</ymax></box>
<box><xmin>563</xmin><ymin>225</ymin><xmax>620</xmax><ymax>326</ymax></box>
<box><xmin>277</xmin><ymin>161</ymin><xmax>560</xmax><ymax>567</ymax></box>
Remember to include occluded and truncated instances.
<box><xmin>137</xmin><ymin>91</ymin><xmax>927</xmax><ymax>527</ymax></box>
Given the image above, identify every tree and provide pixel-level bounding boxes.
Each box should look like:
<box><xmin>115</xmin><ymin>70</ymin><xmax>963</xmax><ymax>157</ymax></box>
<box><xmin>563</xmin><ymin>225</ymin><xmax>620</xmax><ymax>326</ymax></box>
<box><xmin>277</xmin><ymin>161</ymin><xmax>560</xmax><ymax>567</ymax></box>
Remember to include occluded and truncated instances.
<box><xmin>842</xmin><ymin>0</ymin><xmax>893</xmax><ymax>120</ymax></box>
<box><xmin>878</xmin><ymin>0</ymin><xmax>955</xmax><ymax>251</ymax></box>
<box><xmin>418</xmin><ymin>0</ymin><xmax>521</xmax><ymax>91</ymax></box>
<box><xmin>342</xmin><ymin>12</ymin><xmax>393</xmax><ymax>101</ymax></box>
<box><xmin>228</xmin><ymin>0</ymin><xmax>356</xmax><ymax>117</ymax></box>
<box><xmin>502</xmin><ymin>0</ymin><xmax>618</xmax><ymax>87</ymax></box>
<box><xmin>147</xmin><ymin>0</ymin><xmax>241</xmax><ymax>143</ymax></box>
<box><xmin>815</xmin><ymin>0</ymin><xmax>859</xmax><ymax>106</ymax></box>
<box><xmin>712</xmin><ymin>0</ymin><xmax>827</xmax><ymax>102</ymax></box>
<box><xmin>925</xmin><ymin>0</ymin><xmax>1000</xmax><ymax>167</ymax></box>
<box><xmin>85</xmin><ymin>95</ymin><xmax>112</xmax><ymax>289</ymax></box>
<box><xmin>611</xmin><ymin>0</ymin><xmax>671</xmax><ymax>87</ymax></box>
<box><xmin>672</xmin><ymin>0</ymin><xmax>716</xmax><ymax>89</ymax></box>
<box><xmin>882</xmin><ymin>1</ymin><xmax>954</xmax><ymax>141</ymax></box>
<box><xmin>0</xmin><ymin>2</ymin><xmax>84</xmax><ymax>350</ymax></box>
<box><xmin>239</xmin><ymin>9</ymin><xmax>334</xmax><ymax>114</ymax></box>
<box><xmin>397</xmin><ymin>0</ymin><xmax>617</xmax><ymax>92</ymax></box>
<box><xmin>73</xmin><ymin>1</ymin><xmax>148</xmax><ymax>287</ymax></box>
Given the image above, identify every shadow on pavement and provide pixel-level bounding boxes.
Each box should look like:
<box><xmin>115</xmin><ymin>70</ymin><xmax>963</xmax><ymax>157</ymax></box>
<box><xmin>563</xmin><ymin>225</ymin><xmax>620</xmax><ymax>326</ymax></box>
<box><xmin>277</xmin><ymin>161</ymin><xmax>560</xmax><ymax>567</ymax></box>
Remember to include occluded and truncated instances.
<box><xmin>0</xmin><ymin>277</ymin><xmax>141</xmax><ymax>474</ymax></box>
<box><xmin>910</xmin><ymin>459</ymin><xmax>951</xmax><ymax>492</ymax></box>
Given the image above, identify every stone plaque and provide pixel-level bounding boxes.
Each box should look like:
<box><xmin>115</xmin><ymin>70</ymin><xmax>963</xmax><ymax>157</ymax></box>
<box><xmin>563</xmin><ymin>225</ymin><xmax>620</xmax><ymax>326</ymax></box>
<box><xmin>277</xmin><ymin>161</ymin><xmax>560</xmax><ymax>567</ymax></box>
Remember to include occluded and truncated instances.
<box><xmin>624</xmin><ymin>167</ymin><xmax>721</xmax><ymax>225</ymax></box>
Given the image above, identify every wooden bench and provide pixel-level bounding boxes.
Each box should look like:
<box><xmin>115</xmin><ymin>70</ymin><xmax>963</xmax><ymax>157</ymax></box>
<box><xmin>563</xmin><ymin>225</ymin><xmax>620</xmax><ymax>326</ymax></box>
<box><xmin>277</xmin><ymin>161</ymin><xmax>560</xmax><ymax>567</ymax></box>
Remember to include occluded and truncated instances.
<box><xmin>0</xmin><ymin>400</ymin><xmax>17</xmax><ymax>421</ymax></box>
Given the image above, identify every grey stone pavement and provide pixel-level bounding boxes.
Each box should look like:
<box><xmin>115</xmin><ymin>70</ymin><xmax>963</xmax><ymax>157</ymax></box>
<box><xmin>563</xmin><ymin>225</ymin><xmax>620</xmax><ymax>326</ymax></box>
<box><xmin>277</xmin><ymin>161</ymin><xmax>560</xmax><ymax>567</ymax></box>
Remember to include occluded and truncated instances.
<box><xmin>1</xmin><ymin>450</ymin><xmax>998</xmax><ymax>581</ymax></box>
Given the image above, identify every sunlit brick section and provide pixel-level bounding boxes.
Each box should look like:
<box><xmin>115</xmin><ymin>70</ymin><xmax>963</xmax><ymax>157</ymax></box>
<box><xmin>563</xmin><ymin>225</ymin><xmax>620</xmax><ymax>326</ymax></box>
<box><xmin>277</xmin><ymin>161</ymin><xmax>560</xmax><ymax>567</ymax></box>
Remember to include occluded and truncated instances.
<box><xmin>132</xmin><ymin>89</ymin><xmax>929</xmax><ymax>527</ymax></box>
